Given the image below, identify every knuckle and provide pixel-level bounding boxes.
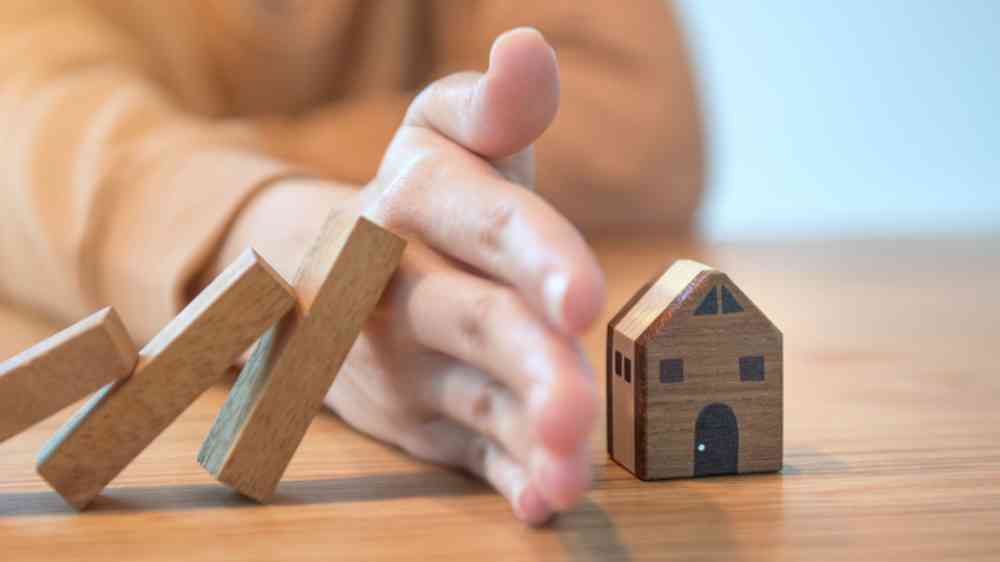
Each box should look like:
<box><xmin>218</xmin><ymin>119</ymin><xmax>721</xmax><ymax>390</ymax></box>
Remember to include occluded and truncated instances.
<box><xmin>478</xmin><ymin>202</ymin><xmax>517</xmax><ymax>253</ymax></box>
<box><xmin>372</xmin><ymin>148</ymin><xmax>443</xmax><ymax>228</ymax></box>
<box><xmin>458</xmin><ymin>289</ymin><xmax>515</xmax><ymax>356</ymax></box>
<box><xmin>408</xmin><ymin>148</ymin><xmax>449</xmax><ymax>181</ymax></box>
<box><xmin>463</xmin><ymin>435</ymin><xmax>490</xmax><ymax>474</ymax></box>
<box><xmin>466</xmin><ymin>380</ymin><xmax>498</xmax><ymax>430</ymax></box>
<box><xmin>457</xmin><ymin>298</ymin><xmax>488</xmax><ymax>354</ymax></box>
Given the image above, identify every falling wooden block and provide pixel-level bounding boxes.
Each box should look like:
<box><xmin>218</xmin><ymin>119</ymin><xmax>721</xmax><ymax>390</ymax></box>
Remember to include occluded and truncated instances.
<box><xmin>198</xmin><ymin>214</ymin><xmax>405</xmax><ymax>501</ymax></box>
<box><xmin>0</xmin><ymin>308</ymin><xmax>137</xmax><ymax>444</ymax></box>
<box><xmin>37</xmin><ymin>249</ymin><xmax>295</xmax><ymax>509</ymax></box>
<box><xmin>608</xmin><ymin>260</ymin><xmax>782</xmax><ymax>480</ymax></box>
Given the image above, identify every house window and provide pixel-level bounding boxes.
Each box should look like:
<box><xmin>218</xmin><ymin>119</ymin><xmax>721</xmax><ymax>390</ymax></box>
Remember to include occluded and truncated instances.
<box><xmin>721</xmin><ymin>286</ymin><xmax>744</xmax><ymax>314</ymax></box>
<box><xmin>614</xmin><ymin>351</ymin><xmax>622</xmax><ymax>377</ymax></box>
<box><xmin>623</xmin><ymin>357</ymin><xmax>632</xmax><ymax>383</ymax></box>
<box><xmin>694</xmin><ymin>287</ymin><xmax>718</xmax><ymax>316</ymax></box>
<box><xmin>739</xmin><ymin>355</ymin><xmax>765</xmax><ymax>381</ymax></box>
<box><xmin>660</xmin><ymin>358</ymin><xmax>684</xmax><ymax>383</ymax></box>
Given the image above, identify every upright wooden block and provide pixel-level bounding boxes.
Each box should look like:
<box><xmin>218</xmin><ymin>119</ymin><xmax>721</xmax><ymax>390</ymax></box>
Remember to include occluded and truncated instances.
<box><xmin>608</xmin><ymin>260</ymin><xmax>783</xmax><ymax>480</ymax></box>
<box><xmin>37</xmin><ymin>249</ymin><xmax>295</xmax><ymax>509</ymax></box>
<box><xmin>198</xmin><ymin>214</ymin><xmax>405</xmax><ymax>501</ymax></box>
<box><xmin>0</xmin><ymin>308</ymin><xmax>137</xmax><ymax>444</ymax></box>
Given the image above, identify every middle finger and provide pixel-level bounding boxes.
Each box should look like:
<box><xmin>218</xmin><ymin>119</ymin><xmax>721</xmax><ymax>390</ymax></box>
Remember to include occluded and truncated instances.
<box><xmin>384</xmin><ymin>247</ymin><xmax>598</xmax><ymax>455</ymax></box>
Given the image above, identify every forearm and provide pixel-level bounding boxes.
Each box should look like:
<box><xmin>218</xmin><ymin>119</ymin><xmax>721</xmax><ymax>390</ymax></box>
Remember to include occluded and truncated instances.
<box><xmin>420</xmin><ymin>1</ymin><xmax>704</xmax><ymax>234</ymax></box>
<box><xmin>261</xmin><ymin>92</ymin><xmax>413</xmax><ymax>186</ymax></box>
<box><xmin>0</xmin><ymin>3</ymin><xmax>298</xmax><ymax>340</ymax></box>
<box><xmin>202</xmin><ymin>178</ymin><xmax>360</xmax><ymax>293</ymax></box>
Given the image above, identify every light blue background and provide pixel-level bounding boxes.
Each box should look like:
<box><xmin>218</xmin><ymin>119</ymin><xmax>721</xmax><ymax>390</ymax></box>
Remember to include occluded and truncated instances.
<box><xmin>674</xmin><ymin>1</ymin><xmax>999</xmax><ymax>240</ymax></box>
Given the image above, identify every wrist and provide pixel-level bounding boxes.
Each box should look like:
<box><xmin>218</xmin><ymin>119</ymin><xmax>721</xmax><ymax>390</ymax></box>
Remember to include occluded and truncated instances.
<box><xmin>205</xmin><ymin>177</ymin><xmax>360</xmax><ymax>288</ymax></box>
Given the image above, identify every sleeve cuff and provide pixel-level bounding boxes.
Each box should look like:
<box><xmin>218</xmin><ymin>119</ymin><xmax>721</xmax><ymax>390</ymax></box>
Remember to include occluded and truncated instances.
<box><xmin>97</xmin><ymin>146</ymin><xmax>300</xmax><ymax>342</ymax></box>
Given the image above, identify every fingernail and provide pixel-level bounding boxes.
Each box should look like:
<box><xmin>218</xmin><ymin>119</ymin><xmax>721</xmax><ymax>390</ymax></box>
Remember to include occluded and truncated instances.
<box><xmin>531</xmin><ymin>447</ymin><xmax>592</xmax><ymax>511</ymax></box>
<box><xmin>489</xmin><ymin>28</ymin><xmax>530</xmax><ymax>69</ymax></box>
<box><xmin>543</xmin><ymin>272</ymin><xmax>570</xmax><ymax>330</ymax></box>
<box><xmin>515</xmin><ymin>485</ymin><xmax>554</xmax><ymax>526</ymax></box>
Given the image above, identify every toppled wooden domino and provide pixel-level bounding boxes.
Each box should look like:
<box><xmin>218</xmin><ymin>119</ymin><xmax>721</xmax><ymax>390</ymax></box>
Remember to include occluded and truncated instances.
<box><xmin>0</xmin><ymin>308</ymin><xmax>137</xmax><ymax>444</ymax></box>
<box><xmin>37</xmin><ymin>249</ymin><xmax>295</xmax><ymax>509</ymax></box>
<box><xmin>199</xmin><ymin>214</ymin><xmax>405</xmax><ymax>502</ymax></box>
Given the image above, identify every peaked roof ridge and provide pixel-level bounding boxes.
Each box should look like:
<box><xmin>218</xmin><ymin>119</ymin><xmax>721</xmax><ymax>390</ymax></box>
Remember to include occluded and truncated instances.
<box><xmin>613</xmin><ymin>259</ymin><xmax>716</xmax><ymax>341</ymax></box>
<box><xmin>708</xmin><ymin>270</ymin><xmax>781</xmax><ymax>335</ymax></box>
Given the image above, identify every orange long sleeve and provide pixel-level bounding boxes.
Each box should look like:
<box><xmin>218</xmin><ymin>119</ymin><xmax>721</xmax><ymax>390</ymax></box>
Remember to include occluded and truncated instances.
<box><xmin>0</xmin><ymin>0</ymin><xmax>701</xmax><ymax>342</ymax></box>
<box><xmin>0</xmin><ymin>2</ymin><xmax>294</xmax><ymax>340</ymax></box>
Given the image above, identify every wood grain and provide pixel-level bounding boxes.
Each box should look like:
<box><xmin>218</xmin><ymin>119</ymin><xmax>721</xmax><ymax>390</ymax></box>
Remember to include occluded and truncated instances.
<box><xmin>1</xmin><ymin>237</ymin><xmax>998</xmax><ymax>562</ymax></box>
<box><xmin>0</xmin><ymin>307</ymin><xmax>137</xmax><ymax>444</ymax></box>
<box><xmin>646</xmin><ymin>268</ymin><xmax>780</xmax><ymax>479</ymax></box>
<box><xmin>198</xmin><ymin>213</ymin><xmax>405</xmax><ymax>501</ymax></box>
<box><xmin>609</xmin><ymin>263</ymin><xmax>783</xmax><ymax>480</ymax></box>
<box><xmin>36</xmin><ymin>249</ymin><xmax>295</xmax><ymax>509</ymax></box>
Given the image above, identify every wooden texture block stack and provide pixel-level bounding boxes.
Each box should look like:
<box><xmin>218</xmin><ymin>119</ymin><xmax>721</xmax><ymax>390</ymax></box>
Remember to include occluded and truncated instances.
<box><xmin>36</xmin><ymin>249</ymin><xmax>296</xmax><ymax>509</ymax></box>
<box><xmin>0</xmin><ymin>214</ymin><xmax>406</xmax><ymax>508</ymax></box>
<box><xmin>199</xmin><ymin>213</ymin><xmax>405</xmax><ymax>501</ymax></box>
<box><xmin>0</xmin><ymin>308</ymin><xmax>137</xmax><ymax>444</ymax></box>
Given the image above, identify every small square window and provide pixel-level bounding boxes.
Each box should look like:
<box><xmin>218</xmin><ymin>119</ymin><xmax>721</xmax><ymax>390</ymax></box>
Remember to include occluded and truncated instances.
<box><xmin>623</xmin><ymin>357</ymin><xmax>632</xmax><ymax>383</ymax></box>
<box><xmin>739</xmin><ymin>355</ymin><xmax>765</xmax><ymax>382</ymax></box>
<box><xmin>660</xmin><ymin>358</ymin><xmax>684</xmax><ymax>383</ymax></box>
<box><xmin>614</xmin><ymin>351</ymin><xmax>622</xmax><ymax>376</ymax></box>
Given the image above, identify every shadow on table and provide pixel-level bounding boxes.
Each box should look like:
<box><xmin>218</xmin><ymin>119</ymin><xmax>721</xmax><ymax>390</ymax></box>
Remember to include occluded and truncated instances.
<box><xmin>552</xmin><ymin>498</ymin><xmax>633</xmax><ymax>562</ymax></box>
<box><xmin>546</xmin><ymin>462</ymin><xmax>772</xmax><ymax>561</ymax></box>
<box><xmin>0</xmin><ymin>470</ymin><xmax>491</xmax><ymax>517</ymax></box>
<box><xmin>550</xmin><ymin>488</ymin><xmax>744</xmax><ymax>562</ymax></box>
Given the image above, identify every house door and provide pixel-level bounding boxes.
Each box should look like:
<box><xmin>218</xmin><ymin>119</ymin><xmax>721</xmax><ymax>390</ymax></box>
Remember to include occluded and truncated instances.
<box><xmin>694</xmin><ymin>403</ymin><xmax>739</xmax><ymax>476</ymax></box>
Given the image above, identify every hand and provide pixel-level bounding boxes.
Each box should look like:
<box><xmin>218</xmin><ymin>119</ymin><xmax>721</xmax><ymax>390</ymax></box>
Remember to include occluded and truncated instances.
<box><xmin>218</xmin><ymin>28</ymin><xmax>605</xmax><ymax>524</ymax></box>
<box><xmin>333</xmin><ymin>28</ymin><xmax>604</xmax><ymax>524</ymax></box>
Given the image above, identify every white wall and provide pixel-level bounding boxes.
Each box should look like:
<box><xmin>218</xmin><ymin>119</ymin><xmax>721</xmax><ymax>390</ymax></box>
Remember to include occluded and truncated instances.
<box><xmin>674</xmin><ymin>1</ymin><xmax>1000</xmax><ymax>240</ymax></box>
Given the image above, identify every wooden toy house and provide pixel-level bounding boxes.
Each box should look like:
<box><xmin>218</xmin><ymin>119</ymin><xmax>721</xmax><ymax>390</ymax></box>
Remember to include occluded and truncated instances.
<box><xmin>607</xmin><ymin>260</ymin><xmax>782</xmax><ymax>480</ymax></box>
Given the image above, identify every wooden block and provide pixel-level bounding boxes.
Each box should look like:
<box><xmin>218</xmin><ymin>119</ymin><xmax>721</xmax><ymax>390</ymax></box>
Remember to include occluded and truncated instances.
<box><xmin>36</xmin><ymin>249</ymin><xmax>295</xmax><ymax>509</ymax></box>
<box><xmin>198</xmin><ymin>214</ymin><xmax>405</xmax><ymax>501</ymax></box>
<box><xmin>0</xmin><ymin>308</ymin><xmax>137</xmax><ymax>444</ymax></box>
<box><xmin>608</xmin><ymin>260</ymin><xmax>783</xmax><ymax>480</ymax></box>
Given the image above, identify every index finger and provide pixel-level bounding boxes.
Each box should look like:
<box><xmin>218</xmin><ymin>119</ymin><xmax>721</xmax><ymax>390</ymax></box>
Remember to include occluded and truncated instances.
<box><xmin>368</xmin><ymin>29</ymin><xmax>604</xmax><ymax>333</ymax></box>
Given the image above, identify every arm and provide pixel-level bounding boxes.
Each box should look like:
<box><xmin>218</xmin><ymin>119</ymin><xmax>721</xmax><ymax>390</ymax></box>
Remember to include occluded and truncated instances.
<box><xmin>0</xmin><ymin>1</ymin><xmax>299</xmax><ymax>340</ymax></box>
<box><xmin>218</xmin><ymin>30</ymin><xmax>605</xmax><ymax>524</ymax></box>
<box><xmin>428</xmin><ymin>1</ymin><xmax>705</xmax><ymax>232</ymax></box>
<box><xmin>264</xmin><ymin>1</ymin><xmax>703</xmax><ymax>233</ymax></box>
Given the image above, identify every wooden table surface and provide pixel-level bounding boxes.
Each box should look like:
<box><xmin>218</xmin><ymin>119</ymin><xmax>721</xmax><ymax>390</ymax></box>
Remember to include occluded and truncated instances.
<box><xmin>1</xmin><ymin>236</ymin><xmax>998</xmax><ymax>561</ymax></box>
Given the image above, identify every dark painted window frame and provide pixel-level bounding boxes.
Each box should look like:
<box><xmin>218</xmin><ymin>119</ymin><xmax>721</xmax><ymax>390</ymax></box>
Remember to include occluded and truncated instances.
<box><xmin>659</xmin><ymin>358</ymin><xmax>684</xmax><ymax>384</ymax></box>
<box><xmin>739</xmin><ymin>355</ymin><xmax>765</xmax><ymax>382</ymax></box>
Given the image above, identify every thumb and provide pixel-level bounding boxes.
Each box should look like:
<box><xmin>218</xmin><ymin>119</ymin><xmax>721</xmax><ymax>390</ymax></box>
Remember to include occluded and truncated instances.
<box><xmin>403</xmin><ymin>27</ymin><xmax>560</xmax><ymax>159</ymax></box>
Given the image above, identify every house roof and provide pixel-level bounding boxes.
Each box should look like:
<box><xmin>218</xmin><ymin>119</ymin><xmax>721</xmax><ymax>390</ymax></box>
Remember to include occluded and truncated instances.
<box><xmin>613</xmin><ymin>260</ymin><xmax>715</xmax><ymax>341</ymax></box>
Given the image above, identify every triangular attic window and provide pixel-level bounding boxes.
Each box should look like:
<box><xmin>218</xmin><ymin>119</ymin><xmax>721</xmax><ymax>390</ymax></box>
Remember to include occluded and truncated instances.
<box><xmin>693</xmin><ymin>287</ymin><xmax>718</xmax><ymax>316</ymax></box>
<box><xmin>721</xmin><ymin>286</ymin><xmax>744</xmax><ymax>313</ymax></box>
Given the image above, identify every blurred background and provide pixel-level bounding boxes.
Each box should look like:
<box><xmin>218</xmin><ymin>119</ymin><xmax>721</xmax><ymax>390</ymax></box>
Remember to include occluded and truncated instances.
<box><xmin>675</xmin><ymin>0</ymin><xmax>1000</xmax><ymax>241</ymax></box>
